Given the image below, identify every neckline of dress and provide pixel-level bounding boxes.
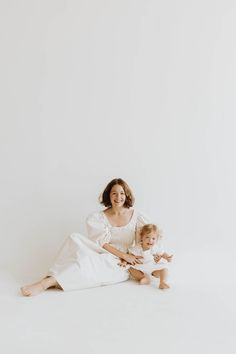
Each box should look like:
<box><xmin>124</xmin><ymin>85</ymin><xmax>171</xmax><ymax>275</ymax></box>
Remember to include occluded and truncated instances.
<box><xmin>101</xmin><ymin>209</ymin><xmax>135</xmax><ymax>228</ymax></box>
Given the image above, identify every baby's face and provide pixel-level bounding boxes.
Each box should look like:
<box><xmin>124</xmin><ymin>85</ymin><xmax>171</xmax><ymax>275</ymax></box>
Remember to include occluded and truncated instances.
<box><xmin>141</xmin><ymin>232</ymin><xmax>158</xmax><ymax>250</ymax></box>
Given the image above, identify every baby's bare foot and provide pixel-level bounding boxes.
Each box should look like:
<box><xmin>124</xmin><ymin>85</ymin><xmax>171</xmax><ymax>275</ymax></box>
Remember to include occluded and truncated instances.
<box><xmin>21</xmin><ymin>281</ymin><xmax>45</xmax><ymax>297</ymax></box>
<box><xmin>159</xmin><ymin>282</ymin><xmax>170</xmax><ymax>289</ymax></box>
<box><xmin>139</xmin><ymin>277</ymin><xmax>150</xmax><ymax>285</ymax></box>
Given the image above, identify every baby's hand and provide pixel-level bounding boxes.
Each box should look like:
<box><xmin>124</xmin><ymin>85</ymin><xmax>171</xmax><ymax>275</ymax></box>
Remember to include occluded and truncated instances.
<box><xmin>162</xmin><ymin>253</ymin><xmax>173</xmax><ymax>262</ymax></box>
<box><xmin>118</xmin><ymin>259</ymin><xmax>128</xmax><ymax>267</ymax></box>
<box><xmin>153</xmin><ymin>254</ymin><xmax>162</xmax><ymax>263</ymax></box>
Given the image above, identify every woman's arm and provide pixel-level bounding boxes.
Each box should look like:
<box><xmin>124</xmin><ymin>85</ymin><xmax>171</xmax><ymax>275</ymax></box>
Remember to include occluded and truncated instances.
<box><xmin>102</xmin><ymin>243</ymin><xmax>125</xmax><ymax>258</ymax></box>
<box><xmin>102</xmin><ymin>243</ymin><xmax>143</xmax><ymax>265</ymax></box>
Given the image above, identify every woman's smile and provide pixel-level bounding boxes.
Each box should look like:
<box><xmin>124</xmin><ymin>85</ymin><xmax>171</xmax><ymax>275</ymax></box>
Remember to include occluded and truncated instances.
<box><xmin>110</xmin><ymin>184</ymin><xmax>126</xmax><ymax>207</ymax></box>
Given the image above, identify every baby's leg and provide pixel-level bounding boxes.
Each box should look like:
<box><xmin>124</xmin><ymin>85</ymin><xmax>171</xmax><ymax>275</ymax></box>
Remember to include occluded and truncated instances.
<box><xmin>21</xmin><ymin>276</ymin><xmax>62</xmax><ymax>296</ymax></box>
<box><xmin>152</xmin><ymin>268</ymin><xmax>170</xmax><ymax>289</ymax></box>
<box><xmin>128</xmin><ymin>268</ymin><xmax>150</xmax><ymax>285</ymax></box>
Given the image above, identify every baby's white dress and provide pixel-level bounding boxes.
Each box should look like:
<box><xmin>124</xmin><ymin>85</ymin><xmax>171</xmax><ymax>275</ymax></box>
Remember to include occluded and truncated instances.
<box><xmin>47</xmin><ymin>209</ymin><xmax>149</xmax><ymax>291</ymax></box>
<box><xmin>128</xmin><ymin>244</ymin><xmax>169</xmax><ymax>274</ymax></box>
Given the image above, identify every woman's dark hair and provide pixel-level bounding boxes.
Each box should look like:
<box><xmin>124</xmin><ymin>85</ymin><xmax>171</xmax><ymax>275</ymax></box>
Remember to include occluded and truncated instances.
<box><xmin>100</xmin><ymin>178</ymin><xmax>135</xmax><ymax>208</ymax></box>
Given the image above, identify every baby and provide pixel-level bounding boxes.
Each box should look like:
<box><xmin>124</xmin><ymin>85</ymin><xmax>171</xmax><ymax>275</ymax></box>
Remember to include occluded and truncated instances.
<box><xmin>125</xmin><ymin>224</ymin><xmax>173</xmax><ymax>289</ymax></box>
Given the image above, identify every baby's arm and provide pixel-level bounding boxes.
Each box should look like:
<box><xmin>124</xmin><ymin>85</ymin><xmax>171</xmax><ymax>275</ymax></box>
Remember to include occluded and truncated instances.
<box><xmin>153</xmin><ymin>254</ymin><xmax>162</xmax><ymax>263</ymax></box>
<box><xmin>153</xmin><ymin>252</ymin><xmax>173</xmax><ymax>263</ymax></box>
<box><xmin>152</xmin><ymin>238</ymin><xmax>173</xmax><ymax>263</ymax></box>
<box><xmin>162</xmin><ymin>252</ymin><xmax>173</xmax><ymax>262</ymax></box>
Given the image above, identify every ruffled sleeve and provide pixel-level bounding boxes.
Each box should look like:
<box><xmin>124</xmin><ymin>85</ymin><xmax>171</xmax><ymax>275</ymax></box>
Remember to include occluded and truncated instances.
<box><xmin>86</xmin><ymin>212</ymin><xmax>112</xmax><ymax>247</ymax></box>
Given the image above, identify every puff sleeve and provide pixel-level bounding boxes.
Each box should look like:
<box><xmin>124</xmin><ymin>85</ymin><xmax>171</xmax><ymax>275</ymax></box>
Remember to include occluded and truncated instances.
<box><xmin>86</xmin><ymin>212</ymin><xmax>112</xmax><ymax>247</ymax></box>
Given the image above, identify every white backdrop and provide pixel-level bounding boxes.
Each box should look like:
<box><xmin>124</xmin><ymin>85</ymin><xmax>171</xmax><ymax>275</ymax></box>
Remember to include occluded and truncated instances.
<box><xmin>1</xmin><ymin>0</ymin><xmax>236</xmax><ymax>280</ymax></box>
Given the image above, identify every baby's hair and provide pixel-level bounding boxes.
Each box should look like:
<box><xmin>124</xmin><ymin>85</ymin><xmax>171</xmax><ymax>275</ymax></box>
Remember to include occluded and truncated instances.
<box><xmin>140</xmin><ymin>224</ymin><xmax>161</xmax><ymax>239</ymax></box>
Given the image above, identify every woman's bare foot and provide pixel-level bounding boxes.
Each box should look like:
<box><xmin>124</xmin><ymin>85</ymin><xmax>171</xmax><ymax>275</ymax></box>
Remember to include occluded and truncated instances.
<box><xmin>21</xmin><ymin>276</ymin><xmax>59</xmax><ymax>296</ymax></box>
<box><xmin>21</xmin><ymin>281</ymin><xmax>46</xmax><ymax>296</ymax></box>
<box><xmin>139</xmin><ymin>277</ymin><xmax>150</xmax><ymax>285</ymax></box>
<box><xmin>159</xmin><ymin>282</ymin><xmax>170</xmax><ymax>289</ymax></box>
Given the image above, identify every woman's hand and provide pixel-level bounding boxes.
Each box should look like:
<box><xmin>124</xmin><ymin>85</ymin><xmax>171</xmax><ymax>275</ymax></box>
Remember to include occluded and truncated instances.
<box><xmin>122</xmin><ymin>253</ymin><xmax>143</xmax><ymax>265</ymax></box>
<box><xmin>118</xmin><ymin>259</ymin><xmax>128</xmax><ymax>267</ymax></box>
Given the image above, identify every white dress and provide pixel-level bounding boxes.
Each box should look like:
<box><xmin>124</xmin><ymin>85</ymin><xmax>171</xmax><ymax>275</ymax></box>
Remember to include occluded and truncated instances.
<box><xmin>47</xmin><ymin>209</ymin><xmax>149</xmax><ymax>291</ymax></box>
<box><xmin>128</xmin><ymin>244</ymin><xmax>169</xmax><ymax>274</ymax></box>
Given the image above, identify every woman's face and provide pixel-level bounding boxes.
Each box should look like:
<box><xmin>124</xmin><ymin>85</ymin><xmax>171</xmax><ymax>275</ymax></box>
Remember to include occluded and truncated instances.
<box><xmin>110</xmin><ymin>184</ymin><xmax>126</xmax><ymax>208</ymax></box>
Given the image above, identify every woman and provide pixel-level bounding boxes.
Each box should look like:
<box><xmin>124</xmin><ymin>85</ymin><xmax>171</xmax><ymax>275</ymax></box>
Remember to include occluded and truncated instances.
<box><xmin>21</xmin><ymin>178</ymin><xmax>150</xmax><ymax>296</ymax></box>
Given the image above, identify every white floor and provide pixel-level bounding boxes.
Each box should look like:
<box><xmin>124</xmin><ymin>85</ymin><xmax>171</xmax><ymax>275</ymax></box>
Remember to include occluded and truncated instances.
<box><xmin>1</xmin><ymin>250</ymin><xmax>236</xmax><ymax>354</ymax></box>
